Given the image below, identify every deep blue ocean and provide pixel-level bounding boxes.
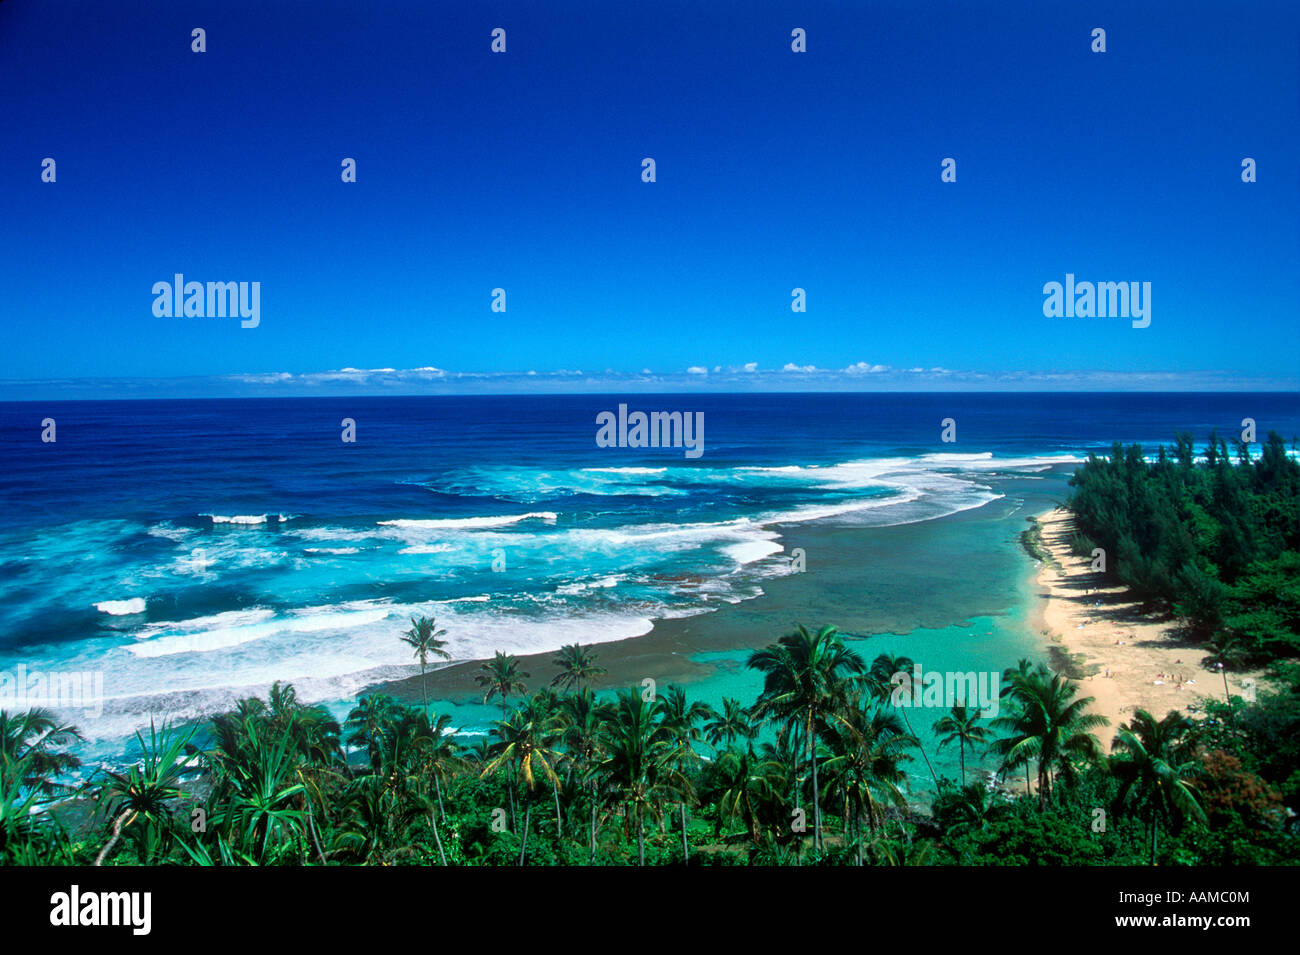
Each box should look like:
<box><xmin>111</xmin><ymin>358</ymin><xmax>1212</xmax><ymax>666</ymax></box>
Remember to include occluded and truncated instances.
<box><xmin>1</xmin><ymin>392</ymin><xmax>1296</xmax><ymax>759</ymax></box>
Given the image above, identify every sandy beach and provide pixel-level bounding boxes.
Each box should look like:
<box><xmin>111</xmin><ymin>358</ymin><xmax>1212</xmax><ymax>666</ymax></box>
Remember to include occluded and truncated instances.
<box><xmin>1031</xmin><ymin>506</ymin><xmax>1263</xmax><ymax>751</ymax></box>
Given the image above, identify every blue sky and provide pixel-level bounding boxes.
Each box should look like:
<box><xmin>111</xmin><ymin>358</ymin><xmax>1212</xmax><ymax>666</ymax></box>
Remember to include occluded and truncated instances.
<box><xmin>2</xmin><ymin>0</ymin><xmax>1297</xmax><ymax>397</ymax></box>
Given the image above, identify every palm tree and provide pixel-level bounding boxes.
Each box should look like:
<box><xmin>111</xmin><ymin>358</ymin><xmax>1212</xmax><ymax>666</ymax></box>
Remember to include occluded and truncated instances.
<box><xmin>991</xmin><ymin>666</ymin><xmax>1107</xmax><ymax>806</ymax></box>
<box><xmin>375</xmin><ymin>707</ymin><xmax>453</xmax><ymax>865</ymax></box>
<box><xmin>715</xmin><ymin>747</ymin><xmax>789</xmax><ymax>846</ymax></box>
<box><xmin>747</xmin><ymin>624</ymin><xmax>865</xmax><ymax>852</ymax></box>
<box><xmin>476</xmin><ymin>651</ymin><xmax>529</xmax><ymax>719</ymax></box>
<box><xmin>933</xmin><ymin>704</ymin><xmax>990</xmax><ymax>786</ymax></box>
<box><xmin>704</xmin><ymin>697</ymin><xmax>757</xmax><ymax>754</ymax></box>
<box><xmin>421</xmin><ymin>710</ymin><xmax>464</xmax><ymax>826</ymax></box>
<box><xmin>343</xmin><ymin>695</ymin><xmax>401</xmax><ymax>772</ymax></box>
<box><xmin>401</xmin><ymin>615</ymin><xmax>450</xmax><ymax>713</ymax></box>
<box><xmin>482</xmin><ymin>702</ymin><xmax>562</xmax><ymax>865</ymax></box>
<box><xmin>821</xmin><ymin>695</ymin><xmax>913</xmax><ymax>864</ymax></box>
<box><xmin>931</xmin><ymin>779</ymin><xmax>1010</xmax><ymax>837</ymax></box>
<box><xmin>332</xmin><ymin>707</ymin><xmax>442</xmax><ymax>866</ymax></box>
<box><xmin>558</xmin><ymin>688</ymin><xmax>613</xmax><ymax>864</ymax></box>
<box><xmin>598</xmin><ymin>689</ymin><xmax>680</xmax><ymax>865</ymax></box>
<box><xmin>522</xmin><ymin>688</ymin><xmax>568</xmax><ymax>838</ymax></box>
<box><xmin>333</xmin><ymin>772</ymin><xmax>429</xmax><ymax>865</ymax></box>
<box><xmin>1111</xmin><ymin>709</ymin><xmax>1206</xmax><ymax>866</ymax></box>
<box><xmin>865</xmin><ymin>653</ymin><xmax>940</xmax><ymax>788</ymax></box>
<box><xmin>999</xmin><ymin>659</ymin><xmax>1040</xmax><ymax>794</ymax></box>
<box><xmin>653</xmin><ymin>685</ymin><xmax>714</xmax><ymax>860</ymax></box>
<box><xmin>550</xmin><ymin>643</ymin><xmax>607</xmax><ymax>692</ymax></box>
<box><xmin>0</xmin><ymin>709</ymin><xmax>82</xmax><ymax>795</ymax></box>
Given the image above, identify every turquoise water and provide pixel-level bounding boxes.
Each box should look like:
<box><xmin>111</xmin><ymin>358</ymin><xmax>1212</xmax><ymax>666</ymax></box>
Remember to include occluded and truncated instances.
<box><xmin>680</xmin><ymin>611</ymin><xmax>1043</xmax><ymax>791</ymax></box>
<box><xmin>8</xmin><ymin>392</ymin><xmax>1294</xmax><ymax>769</ymax></box>
<box><xmin>398</xmin><ymin>471</ymin><xmax>1063</xmax><ymax>798</ymax></box>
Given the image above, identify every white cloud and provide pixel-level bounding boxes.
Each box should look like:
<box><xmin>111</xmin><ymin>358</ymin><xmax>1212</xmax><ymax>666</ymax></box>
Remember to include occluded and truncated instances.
<box><xmin>844</xmin><ymin>362</ymin><xmax>889</xmax><ymax>375</ymax></box>
<box><xmin>225</xmin><ymin>371</ymin><xmax>294</xmax><ymax>384</ymax></box>
<box><xmin>103</xmin><ymin>361</ymin><xmax>1294</xmax><ymax>400</ymax></box>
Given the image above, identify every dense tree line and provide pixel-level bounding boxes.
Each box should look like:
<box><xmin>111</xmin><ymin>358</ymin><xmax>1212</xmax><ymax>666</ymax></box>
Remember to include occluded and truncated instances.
<box><xmin>4</xmin><ymin>625</ymin><xmax>1296</xmax><ymax>866</ymax></box>
<box><xmin>1066</xmin><ymin>431</ymin><xmax>1300</xmax><ymax>662</ymax></box>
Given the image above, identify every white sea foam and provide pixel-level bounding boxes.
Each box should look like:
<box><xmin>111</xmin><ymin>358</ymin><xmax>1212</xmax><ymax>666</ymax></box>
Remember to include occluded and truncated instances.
<box><xmin>556</xmin><ymin>575</ymin><xmax>625</xmax><ymax>595</ymax></box>
<box><xmin>44</xmin><ymin>596</ymin><xmax>669</xmax><ymax>745</ymax></box>
<box><xmin>379</xmin><ymin>511</ymin><xmax>558</xmax><ymax>530</ymax></box>
<box><xmin>722</xmin><ymin>540</ymin><xmax>786</xmax><ymax>565</ymax></box>
<box><xmin>919</xmin><ymin>452</ymin><xmax>1085</xmax><ymax>470</ymax></box>
<box><xmin>580</xmin><ymin>467</ymin><xmax>668</xmax><ymax>475</ymax></box>
<box><xmin>94</xmin><ymin>597</ymin><xmax>146</xmax><ymax>615</ymax></box>
<box><xmin>127</xmin><ymin>605</ymin><xmax>393</xmax><ymax>658</ymax></box>
<box><xmin>29</xmin><ymin>449</ymin><xmax>1092</xmax><ymax>751</ymax></box>
<box><xmin>164</xmin><ymin>541</ymin><xmax>290</xmax><ymax>577</ymax></box>
<box><xmin>397</xmin><ymin>543</ymin><xmax>455</xmax><ymax>555</ymax></box>
<box><xmin>291</xmin><ymin>526</ymin><xmax>387</xmax><ymax>544</ymax></box>
<box><xmin>132</xmin><ymin>608</ymin><xmax>276</xmax><ymax>639</ymax></box>
<box><xmin>205</xmin><ymin>514</ymin><xmax>269</xmax><ymax>525</ymax></box>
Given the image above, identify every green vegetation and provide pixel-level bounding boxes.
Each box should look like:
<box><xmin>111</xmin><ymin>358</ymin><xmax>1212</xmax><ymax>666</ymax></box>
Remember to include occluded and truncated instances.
<box><xmin>6</xmin><ymin>438</ymin><xmax>1298</xmax><ymax>866</ymax></box>
<box><xmin>8</xmin><ymin>635</ymin><xmax>1299</xmax><ymax>866</ymax></box>
<box><xmin>1019</xmin><ymin>518</ymin><xmax>1059</xmax><ymax>569</ymax></box>
<box><xmin>1066</xmin><ymin>431</ymin><xmax>1300</xmax><ymax>663</ymax></box>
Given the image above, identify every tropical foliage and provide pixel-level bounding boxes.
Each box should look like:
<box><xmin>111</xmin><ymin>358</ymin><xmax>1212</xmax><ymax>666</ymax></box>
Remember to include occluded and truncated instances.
<box><xmin>11</xmin><ymin>627</ymin><xmax>1299</xmax><ymax>866</ymax></box>
<box><xmin>1066</xmin><ymin>431</ymin><xmax>1300</xmax><ymax>661</ymax></box>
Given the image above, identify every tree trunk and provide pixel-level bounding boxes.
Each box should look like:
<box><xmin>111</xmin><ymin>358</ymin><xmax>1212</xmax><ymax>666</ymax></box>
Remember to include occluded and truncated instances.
<box><xmin>900</xmin><ymin>709</ymin><xmax>939</xmax><ymax>787</ymax></box>
<box><xmin>810</xmin><ymin>730</ymin><xmax>821</xmax><ymax>852</ymax></box>
<box><xmin>518</xmin><ymin>802</ymin><xmax>531</xmax><ymax>867</ymax></box>
<box><xmin>95</xmin><ymin>810</ymin><xmax>135</xmax><ymax>866</ymax></box>
<box><xmin>507</xmin><ymin>766</ymin><xmax>517</xmax><ymax>830</ymax></box>
<box><xmin>959</xmin><ymin>743</ymin><xmax>966</xmax><ymax>787</ymax></box>
<box><xmin>637</xmin><ymin>817</ymin><xmax>645</xmax><ymax>866</ymax></box>
<box><xmin>680</xmin><ymin>802</ymin><xmax>689</xmax><ymax>861</ymax></box>
<box><xmin>434</xmin><ymin>773</ymin><xmax>447</xmax><ymax>824</ymax></box>
<box><xmin>1150</xmin><ymin>814</ymin><xmax>1159</xmax><ymax>867</ymax></box>
<box><xmin>589</xmin><ymin>785</ymin><xmax>597</xmax><ymax>865</ymax></box>
<box><xmin>791</xmin><ymin>743</ymin><xmax>801</xmax><ymax>822</ymax></box>
<box><xmin>553</xmin><ymin>778</ymin><xmax>563</xmax><ymax>838</ymax></box>
<box><xmin>305</xmin><ymin>800</ymin><xmax>328</xmax><ymax>865</ymax></box>
<box><xmin>429</xmin><ymin>810</ymin><xmax>448</xmax><ymax>866</ymax></box>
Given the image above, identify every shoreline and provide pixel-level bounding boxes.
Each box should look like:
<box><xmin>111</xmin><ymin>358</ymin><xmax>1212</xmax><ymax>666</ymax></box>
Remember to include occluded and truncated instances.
<box><xmin>361</xmin><ymin>498</ymin><xmax>1058</xmax><ymax>721</ymax></box>
<box><xmin>1030</xmin><ymin>506</ymin><xmax>1264</xmax><ymax>750</ymax></box>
